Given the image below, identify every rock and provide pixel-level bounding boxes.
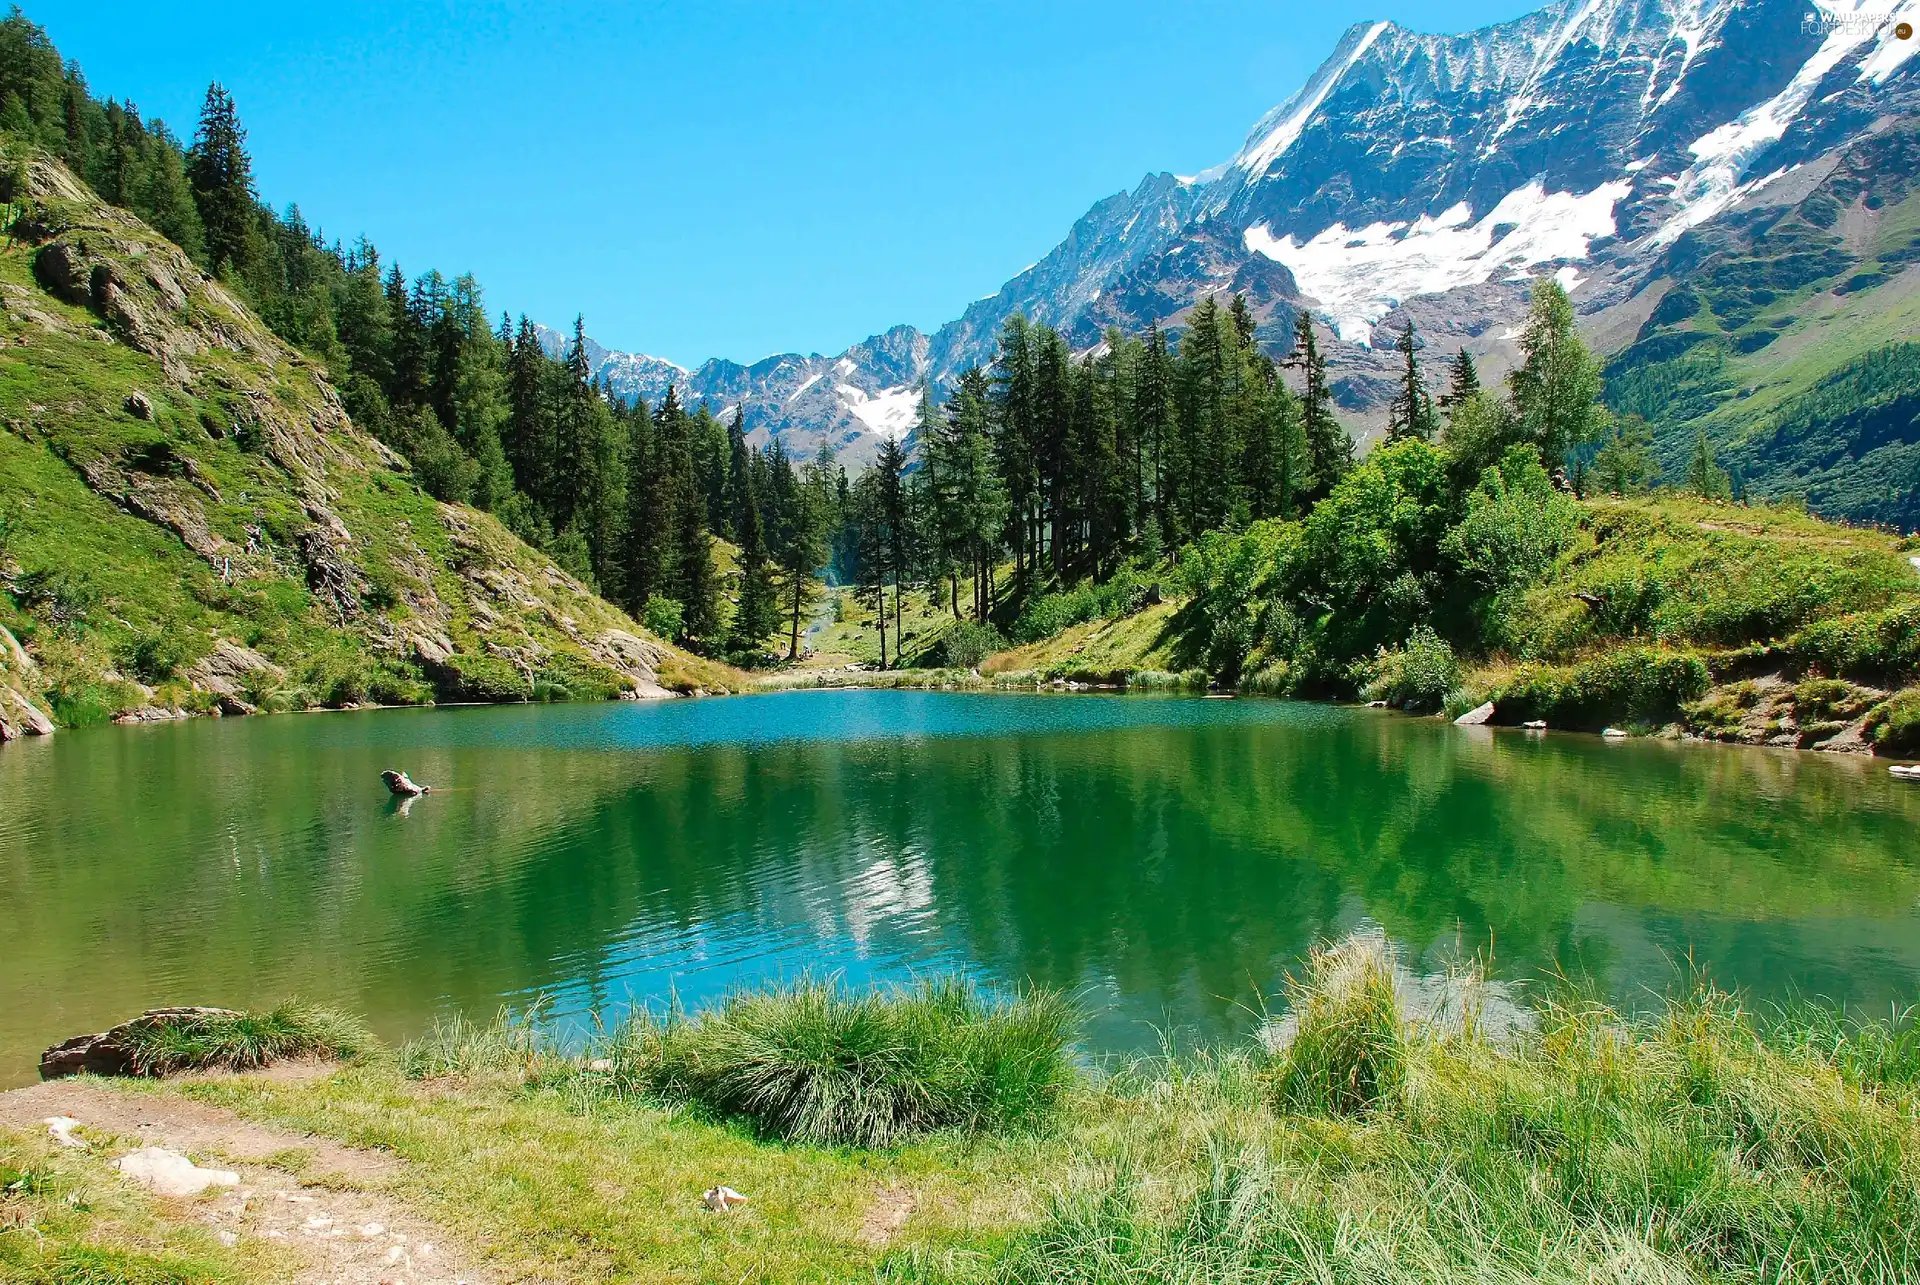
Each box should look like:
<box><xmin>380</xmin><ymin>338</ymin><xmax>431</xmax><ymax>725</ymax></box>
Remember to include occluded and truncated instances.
<box><xmin>1453</xmin><ymin>701</ymin><xmax>1496</xmax><ymax>726</ymax></box>
<box><xmin>586</xmin><ymin>1058</ymin><xmax>612</xmax><ymax>1073</ymax></box>
<box><xmin>1523</xmin><ymin>719</ymin><xmax>1548</xmax><ymax>730</ymax></box>
<box><xmin>703</xmin><ymin>1185</ymin><xmax>748</xmax><ymax>1213</ymax></box>
<box><xmin>40</xmin><ymin>1006</ymin><xmax>241</xmax><ymax>1079</ymax></box>
<box><xmin>1602</xmin><ymin>727</ymin><xmax>1629</xmax><ymax>738</ymax></box>
<box><xmin>124</xmin><ymin>390</ymin><xmax>155</xmax><ymax>420</ymax></box>
<box><xmin>116</xmin><ymin>1146</ymin><xmax>240</xmax><ymax>1197</ymax></box>
<box><xmin>185</xmin><ymin>640</ymin><xmax>283</xmax><ymax>703</ymax></box>
<box><xmin>112</xmin><ymin>705</ymin><xmax>189</xmax><ymax>725</ymax></box>
<box><xmin>1365</xmin><ymin>699</ymin><xmax>1388</xmax><ymax>708</ymax></box>
<box><xmin>44</xmin><ymin>1116</ymin><xmax>85</xmax><ymax>1149</ymax></box>
<box><xmin>1891</xmin><ymin>765</ymin><xmax>1920</xmax><ymax>779</ymax></box>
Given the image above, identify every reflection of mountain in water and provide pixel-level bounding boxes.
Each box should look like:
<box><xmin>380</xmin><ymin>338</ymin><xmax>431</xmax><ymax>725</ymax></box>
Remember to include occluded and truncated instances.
<box><xmin>4</xmin><ymin>694</ymin><xmax>1919</xmax><ymax>1081</ymax></box>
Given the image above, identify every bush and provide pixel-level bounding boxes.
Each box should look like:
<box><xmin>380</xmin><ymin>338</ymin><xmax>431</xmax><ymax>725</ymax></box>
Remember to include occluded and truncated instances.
<box><xmin>1359</xmin><ymin>625</ymin><xmax>1459</xmax><ymax>712</ymax></box>
<box><xmin>1497</xmin><ymin>648</ymin><xmax>1710</xmax><ymax>730</ymax></box>
<box><xmin>117</xmin><ymin>1003</ymin><xmax>373</xmax><ymax>1075</ymax></box>
<box><xmin>1784</xmin><ymin>602</ymin><xmax>1920</xmax><ymax>683</ymax></box>
<box><xmin>641</xmin><ymin>594</ymin><xmax>685</xmax><ymax>642</ymax></box>
<box><xmin>938</xmin><ymin>620</ymin><xmax>1005</xmax><ymax>669</ymax></box>
<box><xmin>1866</xmin><ymin>688</ymin><xmax>1920</xmax><ymax>757</ymax></box>
<box><xmin>1271</xmin><ymin>935</ymin><xmax>1403</xmax><ymax>1117</ymax></box>
<box><xmin>615</xmin><ymin>977</ymin><xmax>1077</xmax><ymax>1147</ymax></box>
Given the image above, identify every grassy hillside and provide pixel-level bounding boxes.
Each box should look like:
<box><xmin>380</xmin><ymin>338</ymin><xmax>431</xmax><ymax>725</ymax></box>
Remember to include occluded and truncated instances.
<box><xmin>0</xmin><ymin>142</ymin><xmax>734</xmax><ymax>740</ymax></box>
<box><xmin>965</xmin><ymin>488</ymin><xmax>1920</xmax><ymax>755</ymax></box>
<box><xmin>1602</xmin><ymin>124</ymin><xmax>1920</xmax><ymax>526</ymax></box>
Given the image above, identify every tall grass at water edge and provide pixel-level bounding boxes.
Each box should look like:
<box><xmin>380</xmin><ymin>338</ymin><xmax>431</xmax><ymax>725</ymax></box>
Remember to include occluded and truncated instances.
<box><xmin>401</xmin><ymin>977</ymin><xmax>1079</xmax><ymax>1148</ymax></box>
<box><xmin>971</xmin><ymin>934</ymin><xmax>1920</xmax><ymax>1285</ymax></box>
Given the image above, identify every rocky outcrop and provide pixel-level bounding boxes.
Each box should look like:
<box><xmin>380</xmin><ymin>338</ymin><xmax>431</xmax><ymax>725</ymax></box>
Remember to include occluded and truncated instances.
<box><xmin>183</xmin><ymin>641</ymin><xmax>284</xmax><ymax>715</ymax></box>
<box><xmin>40</xmin><ymin>1007</ymin><xmax>241</xmax><ymax>1079</ymax></box>
<box><xmin>0</xmin><ymin>622</ymin><xmax>53</xmax><ymax>742</ymax></box>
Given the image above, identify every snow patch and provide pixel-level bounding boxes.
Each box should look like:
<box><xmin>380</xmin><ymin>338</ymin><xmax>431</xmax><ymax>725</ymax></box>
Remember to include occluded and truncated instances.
<box><xmin>786</xmin><ymin>371</ymin><xmax>824</xmax><ymax>404</ymax></box>
<box><xmin>836</xmin><ymin>384</ymin><xmax>921</xmax><ymax>442</ymax></box>
<box><xmin>1243</xmin><ymin>179</ymin><xmax>1630</xmax><ymax>346</ymax></box>
<box><xmin>1237</xmin><ymin>21</ymin><xmax>1391</xmax><ymax>175</ymax></box>
<box><xmin>1654</xmin><ymin>0</ymin><xmax>1914</xmax><ymax>244</ymax></box>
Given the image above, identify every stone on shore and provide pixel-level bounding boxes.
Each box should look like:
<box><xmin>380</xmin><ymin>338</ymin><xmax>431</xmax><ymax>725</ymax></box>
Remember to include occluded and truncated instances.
<box><xmin>1454</xmin><ymin>701</ymin><xmax>1496</xmax><ymax>726</ymax></box>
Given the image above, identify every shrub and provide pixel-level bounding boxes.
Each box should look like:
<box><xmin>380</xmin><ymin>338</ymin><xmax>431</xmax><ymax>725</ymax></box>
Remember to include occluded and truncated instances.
<box><xmin>1359</xmin><ymin>625</ymin><xmax>1459</xmax><ymax>712</ymax></box>
<box><xmin>1497</xmin><ymin>648</ymin><xmax>1710</xmax><ymax>729</ymax></box>
<box><xmin>117</xmin><ymin>1003</ymin><xmax>372</xmax><ymax>1074</ymax></box>
<box><xmin>939</xmin><ymin>620</ymin><xmax>1005</xmax><ymax>669</ymax></box>
<box><xmin>1441</xmin><ymin>444</ymin><xmax>1578</xmax><ymax>591</ymax></box>
<box><xmin>619</xmin><ymin>977</ymin><xmax>1077</xmax><ymax>1147</ymax></box>
<box><xmin>1784</xmin><ymin>602</ymin><xmax>1920</xmax><ymax>683</ymax></box>
<box><xmin>641</xmin><ymin>594</ymin><xmax>685</xmax><ymax>642</ymax></box>
<box><xmin>1866</xmin><ymin>688</ymin><xmax>1920</xmax><ymax>757</ymax></box>
<box><xmin>1271</xmin><ymin>935</ymin><xmax>1403</xmax><ymax>1117</ymax></box>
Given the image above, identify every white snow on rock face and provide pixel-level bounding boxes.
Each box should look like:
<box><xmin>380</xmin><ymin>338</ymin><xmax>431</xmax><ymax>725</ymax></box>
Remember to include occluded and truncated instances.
<box><xmin>1654</xmin><ymin>0</ymin><xmax>1920</xmax><ymax>244</ymax></box>
<box><xmin>835</xmin><ymin>384</ymin><xmax>920</xmax><ymax>442</ymax></box>
<box><xmin>1236</xmin><ymin>20</ymin><xmax>1392</xmax><ymax>176</ymax></box>
<box><xmin>1242</xmin><ymin>180</ymin><xmax>1630</xmax><ymax>344</ymax></box>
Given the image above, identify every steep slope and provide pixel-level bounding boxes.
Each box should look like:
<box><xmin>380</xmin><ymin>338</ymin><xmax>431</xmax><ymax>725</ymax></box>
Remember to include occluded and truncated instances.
<box><xmin>572</xmin><ymin>0</ymin><xmax>1919</xmax><ymax>471</ymax></box>
<box><xmin>0</xmin><ymin>144</ymin><xmax>730</xmax><ymax>741</ymax></box>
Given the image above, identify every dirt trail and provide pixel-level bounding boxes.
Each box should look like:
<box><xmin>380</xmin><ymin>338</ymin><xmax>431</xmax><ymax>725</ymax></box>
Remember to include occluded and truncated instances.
<box><xmin>0</xmin><ymin>1071</ymin><xmax>493</xmax><ymax>1285</ymax></box>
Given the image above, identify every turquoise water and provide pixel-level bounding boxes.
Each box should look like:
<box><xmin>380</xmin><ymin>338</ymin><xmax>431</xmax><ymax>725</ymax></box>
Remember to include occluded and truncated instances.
<box><xmin>3</xmin><ymin>690</ymin><xmax>1918</xmax><ymax>1084</ymax></box>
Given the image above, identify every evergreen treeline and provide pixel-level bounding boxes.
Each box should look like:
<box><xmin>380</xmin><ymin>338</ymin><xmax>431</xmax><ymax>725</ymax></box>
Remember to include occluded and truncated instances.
<box><xmin>0</xmin><ymin>11</ymin><xmax>845</xmax><ymax>661</ymax></box>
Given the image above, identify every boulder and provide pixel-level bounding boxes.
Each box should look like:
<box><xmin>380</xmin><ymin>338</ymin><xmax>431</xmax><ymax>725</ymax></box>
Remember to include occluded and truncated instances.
<box><xmin>41</xmin><ymin>1007</ymin><xmax>241</xmax><ymax>1079</ymax></box>
<box><xmin>1453</xmin><ymin>700</ymin><xmax>1496</xmax><ymax>726</ymax></box>
<box><xmin>124</xmin><ymin>390</ymin><xmax>155</xmax><ymax>420</ymax></box>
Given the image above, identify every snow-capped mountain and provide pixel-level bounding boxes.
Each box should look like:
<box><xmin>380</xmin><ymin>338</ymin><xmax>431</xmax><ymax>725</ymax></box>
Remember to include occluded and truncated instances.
<box><xmin>567</xmin><ymin>0</ymin><xmax>1920</xmax><ymax>460</ymax></box>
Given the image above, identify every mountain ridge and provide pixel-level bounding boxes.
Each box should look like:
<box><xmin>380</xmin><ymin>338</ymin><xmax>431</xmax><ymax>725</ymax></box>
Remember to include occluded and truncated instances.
<box><xmin>562</xmin><ymin>0</ymin><xmax>1920</xmax><ymax>473</ymax></box>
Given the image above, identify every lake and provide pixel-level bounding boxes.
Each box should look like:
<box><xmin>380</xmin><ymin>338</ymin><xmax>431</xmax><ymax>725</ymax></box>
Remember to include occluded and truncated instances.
<box><xmin>3</xmin><ymin>690</ymin><xmax>1919</xmax><ymax>1085</ymax></box>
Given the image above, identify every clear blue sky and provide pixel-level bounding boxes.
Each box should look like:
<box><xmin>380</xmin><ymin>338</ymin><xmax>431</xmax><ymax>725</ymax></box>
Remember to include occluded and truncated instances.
<box><xmin>34</xmin><ymin>1</ymin><xmax>1537</xmax><ymax>366</ymax></box>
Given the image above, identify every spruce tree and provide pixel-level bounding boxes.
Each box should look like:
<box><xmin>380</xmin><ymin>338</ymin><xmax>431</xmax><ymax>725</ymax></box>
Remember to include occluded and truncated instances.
<box><xmin>1441</xmin><ymin>348</ymin><xmax>1480</xmax><ymax>409</ymax></box>
<box><xmin>1685</xmin><ymin>426</ymin><xmax>1730</xmax><ymax>500</ymax></box>
<box><xmin>1592</xmin><ymin>415</ymin><xmax>1659</xmax><ymax>496</ymax></box>
<box><xmin>185</xmin><ymin>83</ymin><xmax>254</xmax><ymax>276</ymax></box>
<box><xmin>1387</xmin><ymin>321</ymin><xmax>1437</xmax><ymax>442</ymax></box>
<box><xmin>1286</xmin><ymin>311</ymin><xmax>1349</xmax><ymax>500</ymax></box>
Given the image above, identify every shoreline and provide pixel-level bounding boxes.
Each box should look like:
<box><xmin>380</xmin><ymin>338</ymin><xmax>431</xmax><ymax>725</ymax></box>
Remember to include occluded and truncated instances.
<box><xmin>6</xmin><ymin>668</ymin><xmax>1917</xmax><ymax>769</ymax></box>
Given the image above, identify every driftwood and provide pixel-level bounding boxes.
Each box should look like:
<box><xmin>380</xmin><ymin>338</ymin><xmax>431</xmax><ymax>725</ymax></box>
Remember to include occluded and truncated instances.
<box><xmin>40</xmin><ymin>1006</ymin><xmax>240</xmax><ymax>1079</ymax></box>
<box><xmin>380</xmin><ymin>769</ymin><xmax>430</xmax><ymax>796</ymax></box>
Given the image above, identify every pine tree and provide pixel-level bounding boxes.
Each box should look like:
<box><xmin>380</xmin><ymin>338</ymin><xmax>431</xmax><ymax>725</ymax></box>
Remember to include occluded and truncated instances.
<box><xmin>1685</xmin><ymin>426</ymin><xmax>1730</xmax><ymax>500</ymax></box>
<box><xmin>725</xmin><ymin>410</ymin><xmax>780</xmax><ymax>657</ymax></box>
<box><xmin>185</xmin><ymin>83</ymin><xmax>255</xmax><ymax>276</ymax></box>
<box><xmin>1441</xmin><ymin>348</ymin><xmax>1480</xmax><ymax>409</ymax></box>
<box><xmin>770</xmin><ymin>444</ymin><xmax>830</xmax><ymax>660</ymax></box>
<box><xmin>1592</xmin><ymin>415</ymin><xmax>1659</xmax><ymax>496</ymax></box>
<box><xmin>1286</xmin><ymin>310</ymin><xmax>1348</xmax><ymax>500</ymax></box>
<box><xmin>1387</xmin><ymin>321</ymin><xmax>1437</xmax><ymax>442</ymax></box>
<box><xmin>874</xmin><ymin>433</ymin><xmax>911</xmax><ymax>654</ymax></box>
<box><xmin>1134</xmin><ymin>324</ymin><xmax>1175</xmax><ymax>552</ymax></box>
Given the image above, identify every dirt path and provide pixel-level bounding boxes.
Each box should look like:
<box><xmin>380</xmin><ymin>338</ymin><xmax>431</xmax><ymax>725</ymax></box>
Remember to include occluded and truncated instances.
<box><xmin>0</xmin><ymin>1072</ymin><xmax>493</xmax><ymax>1285</ymax></box>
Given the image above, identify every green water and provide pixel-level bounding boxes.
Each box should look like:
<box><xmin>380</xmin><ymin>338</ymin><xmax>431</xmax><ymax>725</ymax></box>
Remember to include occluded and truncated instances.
<box><xmin>3</xmin><ymin>690</ymin><xmax>1918</xmax><ymax>1084</ymax></box>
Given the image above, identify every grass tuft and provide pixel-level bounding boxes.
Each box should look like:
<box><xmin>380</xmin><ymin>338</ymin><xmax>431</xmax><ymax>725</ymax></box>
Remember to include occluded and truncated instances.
<box><xmin>635</xmin><ymin>977</ymin><xmax>1078</xmax><ymax>1148</ymax></box>
<box><xmin>1270</xmin><ymin>933</ymin><xmax>1405</xmax><ymax>1117</ymax></box>
<box><xmin>116</xmin><ymin>1002</ymin><xmax>373</xmax><ymax>1075</ymax></box>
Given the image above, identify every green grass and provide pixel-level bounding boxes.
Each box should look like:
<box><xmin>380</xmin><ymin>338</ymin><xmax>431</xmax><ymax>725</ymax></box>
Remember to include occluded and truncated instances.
<box><xmin>406</xmin><ymin>978</ymin><xmax>1079</xmax><ymax>1149</ymax></box>
<box><xmin>32</xmin><ymin>966</ymin><xmax>1920</xmax><ymax>1284</ymax></box>
<box><xmin>114</xmin><ymin>1003</ymin><xmax>373</xmax><ymax>1076</ymax></box>
<box><xmin>0</xmin><ymin>1134</ymin><xmax>280</xmax><ymax>1284</ymax></box>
